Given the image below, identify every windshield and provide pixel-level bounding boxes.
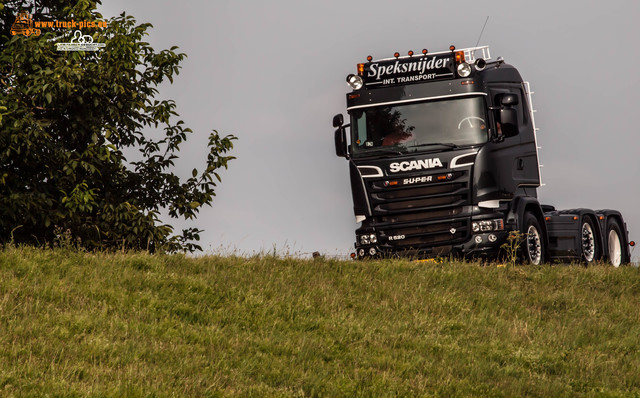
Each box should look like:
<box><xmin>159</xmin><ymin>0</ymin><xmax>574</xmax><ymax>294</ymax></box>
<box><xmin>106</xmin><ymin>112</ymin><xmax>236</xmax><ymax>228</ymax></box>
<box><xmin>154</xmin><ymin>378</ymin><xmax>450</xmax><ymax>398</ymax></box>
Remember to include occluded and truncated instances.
<box><xmin>350</xmin><ymin>96</ymin><xmax>488</xmax><ymax>157</ymax></box>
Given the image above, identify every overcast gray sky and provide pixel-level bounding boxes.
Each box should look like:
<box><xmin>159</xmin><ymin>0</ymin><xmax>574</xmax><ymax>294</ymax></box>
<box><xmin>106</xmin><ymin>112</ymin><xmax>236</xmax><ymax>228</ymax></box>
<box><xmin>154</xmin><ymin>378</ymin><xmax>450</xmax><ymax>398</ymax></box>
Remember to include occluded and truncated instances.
<box><xmin>99</xmin><ymin>0</ymin><xmax>640</xmax><ymax>260</ymax></box>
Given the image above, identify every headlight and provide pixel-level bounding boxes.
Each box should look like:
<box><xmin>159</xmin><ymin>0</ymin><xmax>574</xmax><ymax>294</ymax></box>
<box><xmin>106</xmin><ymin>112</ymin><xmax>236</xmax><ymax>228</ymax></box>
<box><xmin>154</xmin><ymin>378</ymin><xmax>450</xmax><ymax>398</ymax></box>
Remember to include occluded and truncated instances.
<box><xmin>472</xmin><ymin>219</ymin><xmax>505</xmax><ymax>233</ymax></box>
<box><xmin>359</xmin><ymin>233</ymin><xmax>378</xmax><ymax>245</ymax></box>
<box><xmin>346</xmin><ymin>74</ymin><xmax>364</xmax><ymax>90</ymax></box>
<box><xmin>359</xmin><ymin>234</ymin><xmax>371</xmax><ymax>245</ymax></box>
<box><xmin>457</xmin><ymin>62</ymin><xmax>472</xmax><ymax>78</ymax></box>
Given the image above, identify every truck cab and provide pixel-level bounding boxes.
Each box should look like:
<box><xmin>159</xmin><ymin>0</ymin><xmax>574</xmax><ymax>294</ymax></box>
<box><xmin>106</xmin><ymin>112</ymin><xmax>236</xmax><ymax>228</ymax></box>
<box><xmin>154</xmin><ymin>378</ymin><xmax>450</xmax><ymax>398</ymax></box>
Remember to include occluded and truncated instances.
<box><xmin>333</xmin><ymin>46</ymin><xmax>632</xmax><ymax>264</ymax></box>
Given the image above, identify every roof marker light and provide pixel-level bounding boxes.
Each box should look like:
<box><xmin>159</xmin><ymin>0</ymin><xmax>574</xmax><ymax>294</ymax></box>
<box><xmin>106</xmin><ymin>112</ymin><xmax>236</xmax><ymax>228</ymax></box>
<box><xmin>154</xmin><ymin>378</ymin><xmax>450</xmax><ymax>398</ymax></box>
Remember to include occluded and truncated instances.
<box><xmin>422</xmin><ymin>49</ymin><xmax>428</xmax><ymax>55</ymax></box>
<box><xmin>449</xmin><ymin>45</ymin><xmax>456</xmax><ymax>51</ymax></box>
<box><xmin>366</xmin><ymin>55</ymin><xmax>372</xmax><ymax>62</ymax></box>
<box><xmin>394</xmin><ymin>52</ymin><xmax>400</xmax><ymax>58</ymax></box>
<box><xmin>408</xmin><ymin>50</ymin><xmax>414</xmax><ymax>56</ymax></box>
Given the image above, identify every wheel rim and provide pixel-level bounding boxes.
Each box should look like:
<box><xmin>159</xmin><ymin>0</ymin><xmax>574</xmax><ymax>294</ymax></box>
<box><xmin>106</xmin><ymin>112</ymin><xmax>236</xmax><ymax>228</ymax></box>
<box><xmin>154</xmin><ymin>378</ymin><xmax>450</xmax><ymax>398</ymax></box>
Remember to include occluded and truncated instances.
<box><xmin>527</xmin><ymin>225</ymin><xmax>542</xmax><ymax>265</ymax></box>
<box><xmin>582</xmin><ymin>222</ymin><xmax>595</xmax><ymax>262</ymax></box>
<box><xmin>608</xmin><ymin>229</ymin><xmax>622</xmax><ymax>267</ymax></box>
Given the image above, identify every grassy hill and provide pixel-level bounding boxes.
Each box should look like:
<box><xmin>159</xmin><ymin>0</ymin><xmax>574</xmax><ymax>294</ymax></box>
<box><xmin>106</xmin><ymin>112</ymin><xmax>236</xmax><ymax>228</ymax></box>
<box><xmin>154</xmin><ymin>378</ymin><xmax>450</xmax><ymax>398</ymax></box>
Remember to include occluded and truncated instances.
<box><xmin>0</xmin><ymin>247</ymin><xmax>639</xmax><ymax>396</ymax></box>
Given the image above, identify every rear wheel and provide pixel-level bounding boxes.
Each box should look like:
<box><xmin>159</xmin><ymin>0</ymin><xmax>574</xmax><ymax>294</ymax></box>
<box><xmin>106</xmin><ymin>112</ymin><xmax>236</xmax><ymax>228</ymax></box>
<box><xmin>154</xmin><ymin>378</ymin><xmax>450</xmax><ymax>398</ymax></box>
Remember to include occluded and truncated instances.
<box><xmin>606</xmin><ymin>218</ymin><xmax>624</xmax><ymax>267</ymax></box>
<box><xmin>581</xmin><ymin>217</ymin><xmax>599</xmax><ymax>264</ymax></box>
<box><xmin>522</xmin><ymin>212</ymin><xmax>544</xmax><ymax>265</ymax></box>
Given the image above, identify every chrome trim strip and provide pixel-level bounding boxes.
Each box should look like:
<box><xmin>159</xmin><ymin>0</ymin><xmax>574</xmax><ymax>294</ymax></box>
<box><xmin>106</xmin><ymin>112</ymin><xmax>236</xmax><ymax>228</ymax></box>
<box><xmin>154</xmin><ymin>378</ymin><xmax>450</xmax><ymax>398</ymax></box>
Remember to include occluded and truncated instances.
<box><xmin>357</xmin><ymin>165</ymin><xmax>384</xmax><ymax>178</ymax></box>
<box><xmin>450</xmin><ymin>151</ymin><xmax>479</xmax><ymax>168</ymax></box>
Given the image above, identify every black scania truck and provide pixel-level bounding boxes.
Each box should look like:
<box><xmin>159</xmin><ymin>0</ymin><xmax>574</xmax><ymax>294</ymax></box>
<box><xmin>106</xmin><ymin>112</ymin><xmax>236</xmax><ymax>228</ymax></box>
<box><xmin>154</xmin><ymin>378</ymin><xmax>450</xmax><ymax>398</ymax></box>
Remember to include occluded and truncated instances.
<box><xmin>333</xmin><ymin>45</ymin><xmax>634</xmax><ymax>265</ymax></box>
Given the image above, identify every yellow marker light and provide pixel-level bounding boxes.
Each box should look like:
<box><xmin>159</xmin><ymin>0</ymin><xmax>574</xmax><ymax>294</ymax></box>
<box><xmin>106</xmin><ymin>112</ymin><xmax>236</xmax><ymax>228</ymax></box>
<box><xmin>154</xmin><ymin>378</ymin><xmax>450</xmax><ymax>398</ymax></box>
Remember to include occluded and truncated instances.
<box><xmin>357</xmin><ymin>63</ymin><xmax>364</xmax><ymax>76</ymax></box>
<box><xmin>455</xmin><ymin>51</ymin><xmax>465</xmax><ymax>64</ymax></box>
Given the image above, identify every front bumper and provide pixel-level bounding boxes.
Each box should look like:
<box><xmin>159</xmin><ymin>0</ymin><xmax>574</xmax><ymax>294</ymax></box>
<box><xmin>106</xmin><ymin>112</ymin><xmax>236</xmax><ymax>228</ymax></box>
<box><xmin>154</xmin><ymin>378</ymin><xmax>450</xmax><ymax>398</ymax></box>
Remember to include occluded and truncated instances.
<box><xmin>352</xmin><ymin>229</ymin><xmax>511</xmax><ymax>260</ymax></box>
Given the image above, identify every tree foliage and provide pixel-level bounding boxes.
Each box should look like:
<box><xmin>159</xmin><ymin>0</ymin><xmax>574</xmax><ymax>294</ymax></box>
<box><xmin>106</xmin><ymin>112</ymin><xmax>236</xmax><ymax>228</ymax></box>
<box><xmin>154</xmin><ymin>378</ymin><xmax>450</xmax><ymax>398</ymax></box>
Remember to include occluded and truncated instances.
<box><xmin>0</xmin><ymin>0</ymin><xmax>236</xmax><ymax>251</ymax></box>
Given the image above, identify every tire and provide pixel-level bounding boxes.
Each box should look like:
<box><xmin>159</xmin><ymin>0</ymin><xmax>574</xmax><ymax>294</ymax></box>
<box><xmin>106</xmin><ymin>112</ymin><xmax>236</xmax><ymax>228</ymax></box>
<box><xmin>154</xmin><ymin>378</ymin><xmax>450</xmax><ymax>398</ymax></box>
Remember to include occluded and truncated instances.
<box><xmin>522</xmin><ymin>212</ymin><xmax>544</xmax><ymax>265</ymax></box>
<box><xmin>580</xmin><ymin>217</ymin><xmax>599</xmax><ymax>264</ymax></box>
<box><xmin>606</xmin><ymin>218</ymin><xmax>624</xmax><ymax>267</ymax></box>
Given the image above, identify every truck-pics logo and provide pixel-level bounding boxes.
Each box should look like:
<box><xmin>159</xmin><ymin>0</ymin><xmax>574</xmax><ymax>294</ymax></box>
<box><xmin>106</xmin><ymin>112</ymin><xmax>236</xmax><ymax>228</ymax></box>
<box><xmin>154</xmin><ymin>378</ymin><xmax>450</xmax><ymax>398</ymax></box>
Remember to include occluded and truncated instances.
<box><xmin>10</xmin><ymin>11</ymin><xmax>41</xmax><ymax>37</ymax></box>
<box><xmin>389</xmin><ymin>158</ymin><xmax>443</xmax><ymax>173</ymax></box>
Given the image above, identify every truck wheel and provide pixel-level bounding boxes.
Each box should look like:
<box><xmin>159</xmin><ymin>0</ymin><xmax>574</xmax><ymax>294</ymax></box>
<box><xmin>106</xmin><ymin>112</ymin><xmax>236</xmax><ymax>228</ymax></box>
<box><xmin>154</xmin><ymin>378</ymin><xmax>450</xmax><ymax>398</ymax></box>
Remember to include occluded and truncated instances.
<box><xmin>581</xmin><ymin>217</ymin><xmax>599</xmax><ymax>264</ymax></box>
<box><xmin>606</xmin><ymin>218</ymin><xmax>624</xmax><ymax>267</ymax></box>
<box><xmin>522</xmin><ymin>212</ymin><xmax>544</xmax><ymax>265</ymax></box>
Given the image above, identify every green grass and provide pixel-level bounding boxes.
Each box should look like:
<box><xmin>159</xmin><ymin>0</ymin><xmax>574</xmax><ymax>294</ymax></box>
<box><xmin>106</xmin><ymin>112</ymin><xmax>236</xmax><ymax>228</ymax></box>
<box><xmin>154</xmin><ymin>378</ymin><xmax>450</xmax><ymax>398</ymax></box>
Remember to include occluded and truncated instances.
<box><xmin>1</xmin><ymin>247</ymin><xmax>639</xmax><ymax>396</ymax></box>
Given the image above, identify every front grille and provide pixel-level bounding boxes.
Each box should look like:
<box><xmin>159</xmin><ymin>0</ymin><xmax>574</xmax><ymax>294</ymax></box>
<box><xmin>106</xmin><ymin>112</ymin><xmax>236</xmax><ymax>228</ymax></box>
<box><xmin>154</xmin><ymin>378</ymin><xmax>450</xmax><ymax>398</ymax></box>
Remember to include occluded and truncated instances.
<box><xmin>367</xmin><ymin>170</ymin><xmax>471</xmax><ymax>249</ymax></box>
<box><xmin>375</xmin><ymin>195</ymin><xmax>465</xmax><ymax>212</ymax></box>
<box><xmin>377</xmin><ymin>207</ymin><xmax>464</xmax><ymax>223</ymax></box>
<box><xmin>372</xmin><ymin>183</ymin><xmax>465</xmax><ymax>201</ymax></box>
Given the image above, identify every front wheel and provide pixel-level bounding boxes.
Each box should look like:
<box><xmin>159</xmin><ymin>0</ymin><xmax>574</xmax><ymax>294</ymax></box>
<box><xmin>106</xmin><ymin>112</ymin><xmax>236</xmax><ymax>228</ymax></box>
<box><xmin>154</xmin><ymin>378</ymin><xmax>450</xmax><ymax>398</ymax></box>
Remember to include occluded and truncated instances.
<box><xmin>606</xmin><ymin>218</ymin><xmax>624</xmax><ymax>267</ymax></box>
<box><xmin>522</xmin><ymin>212</ymin><xmax>545</xmax><ymax>265</ymax></box>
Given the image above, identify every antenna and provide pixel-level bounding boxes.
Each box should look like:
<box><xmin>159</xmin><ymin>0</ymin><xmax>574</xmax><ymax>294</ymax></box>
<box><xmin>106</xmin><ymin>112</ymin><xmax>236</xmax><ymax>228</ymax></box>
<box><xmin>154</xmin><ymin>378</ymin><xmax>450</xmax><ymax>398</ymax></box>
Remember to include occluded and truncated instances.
<box><xmin>474</xmin><ymin>16</ymin><xmax>489</xmax><ymax>48</ymax></box>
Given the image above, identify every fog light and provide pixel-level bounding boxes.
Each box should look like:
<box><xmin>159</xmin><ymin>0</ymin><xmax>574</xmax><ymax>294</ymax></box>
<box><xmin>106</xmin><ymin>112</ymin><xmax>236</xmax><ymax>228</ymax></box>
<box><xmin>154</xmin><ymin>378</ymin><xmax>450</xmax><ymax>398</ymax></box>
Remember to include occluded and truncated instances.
<box><xmin>488</xmin><ymin>234</ymin><xmax>497</xmax><ymax>242</ymax></box>
<box><xmin>358</xmin><ymin>248</ymin><xmax>365</xmax><ymax>257</ymax></box>
<box><xmin>370</xmin><ymin>234</ymin><xmax>377</xmax><ymax>244</ymax></box>
<box><xmin>369</xmin><ymin>247</ymin><xmax>376</xmax><ymax>256</ymax></box>
<box><xmin>474</xmin><ymin>235</ymin><xmax>483</xmax><ymax>244</ymax></box>
<box><xmin>457</xmin><ymin>62</ymin><xmax>472</xmax><ymax>77</ymax></box>
<box><xmin>346</xmin><ymin>74</ymin><xmax>364</xmax><ymax>90</ymax></box>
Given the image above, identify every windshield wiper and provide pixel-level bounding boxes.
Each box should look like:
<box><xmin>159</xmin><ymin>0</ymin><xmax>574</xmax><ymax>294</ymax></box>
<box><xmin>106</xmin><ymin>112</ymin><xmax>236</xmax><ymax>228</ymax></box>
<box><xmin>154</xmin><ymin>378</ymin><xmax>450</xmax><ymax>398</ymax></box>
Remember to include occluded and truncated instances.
<box><xmin>358</xmin><ymin>147</ymin><xmax>404</xmax><ymax>156</ymax></box>
<box><xmin>408</xmin><ymin>142</ymin><xmax>460</xmax><ymax>150</ymax></box>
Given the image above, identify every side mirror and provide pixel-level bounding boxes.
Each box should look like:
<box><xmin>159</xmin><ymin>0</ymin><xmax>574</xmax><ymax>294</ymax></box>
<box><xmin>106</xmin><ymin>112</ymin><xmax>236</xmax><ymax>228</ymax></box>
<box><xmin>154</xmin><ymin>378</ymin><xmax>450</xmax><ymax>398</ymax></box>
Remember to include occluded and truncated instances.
<box><xmin>332</xmin><ymin>114</ymin><xmax>344</xmax><ymax>128</ymax></box>
<box><xmin>501</xmin><ymin>94</ymin><xmax>519</xmax><ymax>106</ymax></box>
<box><xmin>499</xmin><ymin>108</ymin><xmax>518</xmax><ymax>137</ymax></box>
<box><xmin>334</xmin><ymin>128</ymin><xmax>348</xmax><ymax>158</ymax></box>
